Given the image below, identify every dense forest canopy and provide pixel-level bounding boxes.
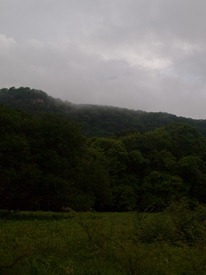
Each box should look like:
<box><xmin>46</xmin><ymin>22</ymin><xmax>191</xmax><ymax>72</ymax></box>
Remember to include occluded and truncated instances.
<box><xmin>1</xmin><ymin>87</ymin><xmax>206</xmax><ymax>211</ymax></box>
<box><xmin>1</xmin><ymin>87</ymin><xmax>206</xmax><ymax>137</ymax></box>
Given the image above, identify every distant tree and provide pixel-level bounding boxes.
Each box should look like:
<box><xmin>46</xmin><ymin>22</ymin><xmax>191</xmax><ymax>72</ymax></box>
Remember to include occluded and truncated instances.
<box><xmin>178</xmin><ymin>155</ymin><xmax>206</xmax><ymax>203</ymax></box>
<box><xmin>165</xmin><ymin>123</ymin><xmax>206</xmax><ymax>159</ymax></box>
<box><xmin>141</xmin><ymin>171</ymin><xmax>185</xmax><ymax>210</ymax></box>
<box><xmin>89</xmin><ymin>137</ymin><xmax>128</xmax><ymax>184</ymax></box>
<box><xmin>112</xmin><ymin>184</ymin><xmax>136</xmax><ymax>211</ymax></box>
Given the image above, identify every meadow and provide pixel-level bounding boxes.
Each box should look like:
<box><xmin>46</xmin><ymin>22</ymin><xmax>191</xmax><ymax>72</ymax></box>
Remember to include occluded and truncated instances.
<box><xmin>1</xmin><ymin>201</ymin><xmax>206</xmax><ymax>274</ymax></box>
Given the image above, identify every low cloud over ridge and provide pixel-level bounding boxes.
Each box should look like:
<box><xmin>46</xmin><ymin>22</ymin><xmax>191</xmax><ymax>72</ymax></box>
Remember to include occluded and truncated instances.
<box><xmin>1</xmin><ymin>0</ymin><xmax>206</xmax><ymax>118</ymax></box>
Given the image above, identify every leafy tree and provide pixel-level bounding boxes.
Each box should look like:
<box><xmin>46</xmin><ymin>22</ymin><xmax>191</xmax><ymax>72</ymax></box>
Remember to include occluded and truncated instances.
<box><xmin>112</xmin><ymin>184</ymin><xmax>137</xmax><ymax>211</ymax></box>
<box><xmin>141</xmin><ymin>171</ymin><xmax>185</xmax><ymax>210</ymax></box>
<box><xmin>71</xmin><ymin>147</ymin><xmax>112</xmax><ymax>211</ymax></box>
<box><xmin>178</xmin><ymin>155</ymin><xmax>206</xmax><ymax>202</ymax></box>
<box><xmin>165</xmin><ymin>123</ymin><xmax>206</xmax><ymax>159</ymax></box>
<box><xmin>89</xmin><ymin>137</ymin><xmax>128</xmax><ymax>185</ymax></box>
<box><xmin>0</xmin><ymin>106</ymin><xmax>86</xmax><ymax>211</ymax></box>
<box><xmin>34</xmin><ymin>176</ymin><xmax>72</xmax><ymax>211</ymax></box>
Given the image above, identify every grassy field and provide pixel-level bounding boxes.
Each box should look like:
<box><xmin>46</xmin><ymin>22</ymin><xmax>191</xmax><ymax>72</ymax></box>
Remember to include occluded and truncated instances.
<box><xmin>1</xmin><ymin>203</ymin><xmax>206</xmax><ymax>274</ymax></box>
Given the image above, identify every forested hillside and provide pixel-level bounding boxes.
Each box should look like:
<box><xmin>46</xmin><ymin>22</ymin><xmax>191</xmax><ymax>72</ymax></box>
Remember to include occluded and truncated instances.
<box><xmin>1</xmin><ymin>89</ymin><xmax>206</xmax><ymax>212</ymax></box>
<box><xmin>1</xmin><ymin>87</ymin><xmax>206</xmax><ymax>136</ymax></box>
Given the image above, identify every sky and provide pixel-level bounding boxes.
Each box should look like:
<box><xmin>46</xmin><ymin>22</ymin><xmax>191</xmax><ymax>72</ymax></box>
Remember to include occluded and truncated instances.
<box><xmin>1</xmin><ymin>0</ymin><xmax>206</xmax><ymax>119</ymax></box>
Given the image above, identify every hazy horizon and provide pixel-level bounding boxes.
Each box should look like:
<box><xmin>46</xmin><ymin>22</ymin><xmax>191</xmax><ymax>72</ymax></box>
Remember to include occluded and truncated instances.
<box><xmin>1</xmin><ymin>0</ymin><xmax>206</xmax><ymax>119</ymax></box>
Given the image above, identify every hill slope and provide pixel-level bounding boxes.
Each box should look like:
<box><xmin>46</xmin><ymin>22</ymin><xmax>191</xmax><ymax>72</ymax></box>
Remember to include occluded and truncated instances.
<box><xmin>1</xmin><ymin>87</ymin><xmax>206</xmax><ymax>136</ymax></box>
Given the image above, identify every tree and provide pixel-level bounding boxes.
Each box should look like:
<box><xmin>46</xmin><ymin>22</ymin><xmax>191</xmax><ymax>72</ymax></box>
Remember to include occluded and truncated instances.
<box><xmin>178</xmin><ymin>155</ymin><xmax>206</xmax><ymax>203</ymax></box>
<box><xmin>89</xmin><ymin>137</ymin><xmax>128</xmax><ymax>184</ymax></box>
<box><xmin>112</xmin><ymin>184</ymin><xmax>136</xmax><ymax>211</ymax></box>
<box><xmin>141</xmin><ymin>171</ymin><xmax>185</xmax><ymax>210</ymax></box>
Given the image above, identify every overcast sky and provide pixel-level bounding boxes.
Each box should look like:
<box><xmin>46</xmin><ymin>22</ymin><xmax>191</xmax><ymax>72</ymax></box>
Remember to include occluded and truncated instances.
<box><xmin>1</xmin><ymin>0</ymin><xmax>206</xmax><ymax>118</ymax></box>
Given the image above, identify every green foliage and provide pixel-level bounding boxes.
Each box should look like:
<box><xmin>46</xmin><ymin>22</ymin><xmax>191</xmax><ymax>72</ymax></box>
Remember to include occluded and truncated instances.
<box><xmin>112</xmin><ymin>184</ymin><xmax>137</xmax><ymax>211</ymax></box>
<box><xmin>89</xmin><ymin>137</ymin><xmax>128</xmax><ymax>181</ymax></box>
<box><xmin>0</xmin><ymin>106</ymin><xmax>85</xmax><ymax>211</ymax></box>
<box><xmin>142</xmin><ymin>172</ymin><xmax>185</xmax><ymax>209</ymax></box>
<box><xmin>2</xmin><ymin>87</ymin><xmax>206</xmax><ymax>211</ymax></box>
<box><xmin>1</xmin><ymin>209</ymin><xmax>206</xmax><ymax>274</ymax></box>
<box><xmin>2</xmin><ymin>87</ymin><xmax>206</xmax><ymax>137</ymax></box>
<box><xmin>136</xmin><ymin>199</ymin><xmax>206</xmax><ymax>247</ymax></box>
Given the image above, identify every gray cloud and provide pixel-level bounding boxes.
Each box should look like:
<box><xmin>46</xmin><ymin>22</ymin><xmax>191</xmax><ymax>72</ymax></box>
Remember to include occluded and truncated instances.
<box><xmin>0</xmin><ymin>0</ymin><xmax>206</xmax><ymax>118</ymax></box>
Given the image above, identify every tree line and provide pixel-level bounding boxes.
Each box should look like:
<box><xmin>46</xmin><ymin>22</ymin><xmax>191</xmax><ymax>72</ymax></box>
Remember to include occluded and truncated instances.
<box><xmin>2</xmin><ymin>87</ymin><xmax>206</xmax><ymax>137</ymax></box>
<box><xmin>1</xmin><ymin>103</ymin><xmax>206</xmax><ymax>212</ymax></box>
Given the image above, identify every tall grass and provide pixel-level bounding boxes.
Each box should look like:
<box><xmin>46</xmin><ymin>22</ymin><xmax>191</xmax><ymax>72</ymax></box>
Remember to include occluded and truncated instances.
<box><xmin>1</xmin><ymin>202</ymin><xmax>206</xmax><ymax>274</ymax></box>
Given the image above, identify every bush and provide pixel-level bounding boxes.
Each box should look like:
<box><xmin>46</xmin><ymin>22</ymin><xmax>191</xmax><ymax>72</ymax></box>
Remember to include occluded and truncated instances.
<box><xmin>135</xmin><ymin>199</ymin><xmax>206</xmax><ymax>246</ymax></box>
